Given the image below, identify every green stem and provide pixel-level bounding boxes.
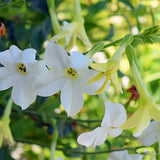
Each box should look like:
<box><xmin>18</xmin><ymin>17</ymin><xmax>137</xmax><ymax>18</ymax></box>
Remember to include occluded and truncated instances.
<box><xmin>0</xmin><ymin>106</ymin><xmax>101</xmax><ymax>123</ymax></box>
<box><xmin>50</xmin><ymin>120</ymin><xmax>58</xmax><ymax>160</ymax></box>
<box><xmin>47</xmin><ymin>0</ymin><xmax>61</xmax><ymax>34</ymax></box>
<box><xmin>150</xmin><ymin>7</ymin><xmax>155</xmax><ymax>26</ymax></box>
<box><xmin>73</xmin><ymin>0</ymin><xmax>84</xmax><ymax>22</ymax></box>
<box><xmin>14</xmin><ymin>137</ymin><xmax>146</xmax><ymax>155</ymax></box>
<box><xmin>2</xmin><ymin>98</ymin><xmax>12</xmax><ymax>119</ymax></box>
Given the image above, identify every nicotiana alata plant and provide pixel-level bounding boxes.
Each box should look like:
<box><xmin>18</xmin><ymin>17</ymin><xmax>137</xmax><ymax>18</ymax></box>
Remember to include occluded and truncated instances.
<box><xmin>0</xmin><ymin>0</ymin><xmax>160</xmax><ymax>159</ymax></box>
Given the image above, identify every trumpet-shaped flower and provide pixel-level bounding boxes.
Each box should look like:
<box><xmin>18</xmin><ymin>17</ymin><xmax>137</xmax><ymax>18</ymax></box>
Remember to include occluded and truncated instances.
<box><xmin>0</xmin><ymin>98</ymin><xmax>14</xmax><ymax>147</ymax></box>
<box><xmin>51</xmin><ymin>0</ymin><xmax>92</xmax><ymax>51</ymax></box>
<box><xmin>0</xmin><ymin>45</ymin><xmax>47</xmax><ymax>109</ymax></box>
<box><xmin>108</xmin><ymin>150</ymin><xmax>143</xmax><ymax>160</ymax></box>
<box><xmin>120</xmin><ymin>61</ymin><xmax>160</xmax><ymax>136</ymax></box>
<box><xmin>0</xmin><ymin>118</ymin><xmax>14</xmax><ymax>147</ymax></box>
<box><xmin>138</xmin><ymin>121</ymin><xmax>160</xmax><ymax>148</ymax></box>
<box><xmin>77</xmin><ymin>101</ymin><xmax>127</xmax><ymax>148</ymax></box>
<box><xmin>35</xmin><ymin>41</ymin><xmax>108</xmax><ymax>117</ymax></box>
<box><xmin>87</xmin><ymin>34</ymin><xmax>133</xmax><ymax>94</ymax></box>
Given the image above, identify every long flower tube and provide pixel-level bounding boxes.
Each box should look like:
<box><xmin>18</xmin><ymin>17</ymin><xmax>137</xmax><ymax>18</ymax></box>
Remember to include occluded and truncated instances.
<box><xmin>0</xmin><ymin>98</ymin><xmax>14</xmax><ymax>147</ymax></box>
<box><xmin>51</xmin><ymin>0</ymin><xmax>92</xmax><ymax>51</ymax></box>
<box><xmin>121</xmin><ymin>45</ymin><xmax>160</xmax><ymax>136</ymax></box>
<box><xmin>87</xmin><ymin>34</ymin><xmax>133</xmax><ymax>94</ymax></box>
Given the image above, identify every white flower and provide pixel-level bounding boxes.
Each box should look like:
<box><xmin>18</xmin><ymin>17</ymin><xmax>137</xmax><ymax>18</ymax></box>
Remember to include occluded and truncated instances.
<box><xmin>35</xmin><ymin>41</ymin><xmax>108</xmax><ymax>117</ymax></box>
<box><xmin>77</xmin><ymin>101</ymin><xmax>127</xmax><ymax>148</ymax></box>
<box><xmin>108</xmin><ymin>150</ymin><xmax>143</xmax><ymax>160</ymax></box>
<box><xmin>138</xmin><ymin>121</ymin><xmax>160</xmax><ymax>147</ymax></box>
<box><xmin>0</xmin><ymin>45</ymin><xmax>47</xmax><ymax>109</ymax></box>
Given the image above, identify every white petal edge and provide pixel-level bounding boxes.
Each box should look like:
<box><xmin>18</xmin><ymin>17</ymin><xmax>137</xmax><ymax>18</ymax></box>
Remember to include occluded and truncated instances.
<box><xmin>102</xmin><ymin>101</ymin><xmax>127</xmax><ymax>127</ymax></box>
<box><xmin>60</xmin><ymin>79</ymin><xmax>83</xmax><ymax>117</ymax></box>
<box><xmin>0</xmin><ymin>67</ymin><xmax>19</xmax><ymax>90</ymax></box>
<box><xmin>70</xmin><ymin>51</ymin><xmax>89</xmax><ymax>69</ymax></box>
<box><xmin>44</xmin><ymin>40</ymin><xmax>70</xmax><ymax>70</ymax></box>
<box><xmin>21</xmin><ymin>48</ymin><xmax>37</xmax><ymax>63</ymax></box>
<box><xmin>108</xmin><ymin>150</ymin><xmax>130</xmax><ymax>160</ymax></box>
<box><xmin>11</xmin><ymin>75</ymin><xmax>37</xmax><ymax>110</ymax></box>
<box><xmin>138</xmin><ymin>121</ymin><xmax>160</xmax><ymax>146</ymax></box>
<box><xmin>108</xmin><ymin>128</ymin><xmax>123</xmax><ymax>137</ymax></box>
<box><xmin>129</xmin><ymin>154</ymin><xmax>143</xmax><ymax>160</ymax></box>
<box><xmin>77</xmin><ymin>127</ymin><xmax>108</xmax><ymax>148</ymax></box>
<box><xmin>35</xmin><ymin>70</ymin><xmax>66</xmax><ymax>97</ymax></box>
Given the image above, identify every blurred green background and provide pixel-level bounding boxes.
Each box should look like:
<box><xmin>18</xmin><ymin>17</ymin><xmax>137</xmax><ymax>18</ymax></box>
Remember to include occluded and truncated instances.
<box><xmin>0</xmin><ymin>0</ymin><xmax>160</xmax><ymax>159</ymax></box>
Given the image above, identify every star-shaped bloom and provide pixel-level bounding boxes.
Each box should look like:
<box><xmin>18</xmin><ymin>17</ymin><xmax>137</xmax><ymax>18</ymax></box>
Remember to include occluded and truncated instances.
<box><xmin>0</xmin><ymin>45</ymin><xmax>47</xmax><ymax>109</ymax></box>
<box><xmin>138</xmin><ymin>121</ymin><xmax>160</xmax><ymax>148</ymax></box>
<box><xmin>77</xmin><ymin>101</ymin><xmax>127</xmax><ymax>148</ymax></box>
<box><xmin>108</xmin><ymin>150</ymin><xmax>143</xmax><ymax>160</ymax></box>
<box><xmin>35</xmin><ymin>41</ymin><xmax>108</xmax><ymax>117</ymax></box>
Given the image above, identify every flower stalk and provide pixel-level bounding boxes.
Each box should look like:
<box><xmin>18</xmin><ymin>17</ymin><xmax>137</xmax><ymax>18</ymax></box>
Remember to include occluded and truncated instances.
<box><xmin>47</xmin><ymin>0</ymin><xmax>61</xmax><ymax>34</ymax></box>
<box><xmin>50</xmin><ymin>120</ymin><xmax>58</xmax><ymax>160</ymax></box>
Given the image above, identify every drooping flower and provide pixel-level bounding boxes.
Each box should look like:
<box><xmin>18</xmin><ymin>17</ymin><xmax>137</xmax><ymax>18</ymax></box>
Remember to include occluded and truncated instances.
<box><xmin>0</xmin><ymin>98</ymin><xmax>14</xmax><ymax>147</ymax></box>
<box><xmin>138</xmin><ymin>121</ymin><xmax>160</xmax><ymax>148</ymax></box>
<box><xmin>108</xmin><ymin>150</ymin><xmax>143</xmax><ymax>160</ymax></box>
<box><xmin>0</xmin><ymin>45</ymin><xmax>47</xmax><ymax>109</ymax></box>
<box><xmin>120</xmin><ymin>61</ymin><xmax>160</xmax><ymax>136</ymax></box>
<box><xmin>77</xmin><ymin>100</ymin><xmax>127</xmax><ymax>148</ymax></box>
<box><xmin>87</xmin><ymin>34</ymin><xmax>133</xmax><ymax>94</ymax></box>
<box><xmin>35</xmin><ymin>41</ymin><xmax>108</xmax><ymax>117</ymax></box>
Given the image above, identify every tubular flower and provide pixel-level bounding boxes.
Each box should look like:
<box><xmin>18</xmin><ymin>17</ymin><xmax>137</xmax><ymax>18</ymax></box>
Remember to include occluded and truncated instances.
<box><xmin>87</xmin><ymin>34</ymin><xmax>133</xmax><ymax>94</ymax></box>
<box><xmin>51</xmin><ymin>0</ymin><xmax>92</xmax><ymax>51</ymax></box>
<box><xmin>77</xmin><ymin>101</ymin><xmax>127</xmax><ymax>148</ymax></box>
<box><xmin>0</xmin><ymin>99</ymin><xmax>14</xmax><ymax>147</ymax></box>
<box><xmin>120</xmin><ymin>61</ymin><xmax>160</xmax><ymax>136</ymax></box>
<box><xmin>0</xmin><ymin>118</ymin><xmax>14</xmax><ymax>147</ymax></box>
<box><xmin>35</xmin><ymin>41</ymin><xmax>109</xmax><ymax>117</ymax></box>
<box><xmin>0</xmin><ymin>45</ymin><xmax>47</xmax><ymax>109</ymax></box>
<box><xmin>108</xmin><ymin>150</ymin><xmax>143</xmax><ymax>160</ymax></box>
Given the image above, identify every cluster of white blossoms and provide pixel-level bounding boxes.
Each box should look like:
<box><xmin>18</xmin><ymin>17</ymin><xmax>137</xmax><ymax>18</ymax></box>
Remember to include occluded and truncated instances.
<box><xmin>0</xmin><ymin>40</ymin><xmax>128</xmax><ymax>150</ymax></box>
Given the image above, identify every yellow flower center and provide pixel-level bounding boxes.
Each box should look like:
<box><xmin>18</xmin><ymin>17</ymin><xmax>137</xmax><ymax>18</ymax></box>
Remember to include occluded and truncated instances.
<box><xmin>16</xmin><ymin>63</ymin><xmax>27</xmax><ymax>75</ymax></box>
<box><xmin>65</xmin><ymin>67</ymin><xmax>78</xmax><ymax>79</ymax></box>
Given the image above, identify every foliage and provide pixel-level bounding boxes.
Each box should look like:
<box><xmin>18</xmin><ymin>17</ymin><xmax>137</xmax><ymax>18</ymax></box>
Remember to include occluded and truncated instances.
<box><xmin>0</xmin><ymin>0</ymin><xmax>160</xmax><ymax>159</ymax></box>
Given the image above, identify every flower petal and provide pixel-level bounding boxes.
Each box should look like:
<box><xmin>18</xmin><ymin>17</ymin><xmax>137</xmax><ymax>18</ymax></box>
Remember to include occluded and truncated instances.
<box><xmin>70</xmin><ymin>51</ymin><xmax>89</xmax><ymax>69</ymax></box>
<box><xmin>129</xmin><ymin>154</ymin><xmax>143</xmax><ymax>160</ymax></box>
<box><xmin>108</xmin><ymin>128</ymin><xmax>123</xmax><ymax>137</ymax></box>
<box><xmin>138</xmin><ymin>121</ymin><xmax>160</xmax><ymax>146</ymax></box>
<box><xmin>0</xmin><ymin>50</ymin><xmax>14</xmax><ymax>67</ymax></box>
<box><xmin>26</xmin><ymin>61</ymin><xmax>47</xmax><ymax>75</ymax></box>
<box><xmin>77</xmin><ymin>127</ymin><xmax>108</xmax><ymax>148</ymax></box>
<box><xmin>35</xmin><ymin>70</ymin><xmax>66</xmax><ymax>96</ymax></box>
<box><xmin>0</xmin><ymin>67</ymin><xmax>19</xmax><ymax>90</ymax></box>
<box><xmin>11</xmin><ymin>75</ymin><xmax>36</xmax><ymax>110</ymax></box>
<box><xmin>102</xmin><ymin>101</ymin><xmax>127</xmax><ymax>128</ymax></box>
<box><xmin>61</xmin><ymin>79</ymin><xmax>83</xmax><ymax>117</ymax></box>
<box><xmin>44</xmin><ymin>40</ymin><xmax>70</xmax><ymax>70</ymax></box>
<box><xmin>9</xmin><ymin>45</ymin><xmax>21</xmax><ymax>60</ymax></box>
<box><xmin>81</xmin><ymin>70</ymin><xmax>109</xmax><ymax>95</ymax></box>
<box><xmin>21</xmin><ymin>48</ymin><xmax>37</xmax><ymax>63</ymax></box>
<box><xmin>108</xmin><ymin>150</ymin><xmax>130</xmax><ymax>160</ymax></box>
<box><xmin>120</xmin><ymin>107</ymin><xmax>143</xmax><ymax>129</ymax></box>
